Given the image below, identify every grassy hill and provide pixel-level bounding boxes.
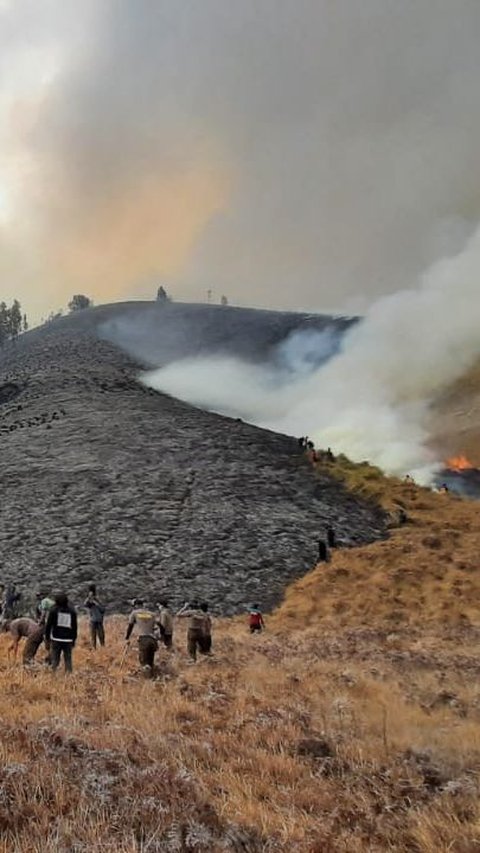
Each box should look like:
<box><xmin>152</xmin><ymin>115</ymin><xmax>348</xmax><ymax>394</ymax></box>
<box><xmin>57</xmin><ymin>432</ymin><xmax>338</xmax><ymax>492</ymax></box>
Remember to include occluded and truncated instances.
<box><xmin>0</xmin><ymin>302</ymin><xmax>478</xmax><ymax>850</ymax></box>
<box><xmin>274</xmin><ymin>454</ymin><xmax>480</xmax><ymax>629</ymax></box>
<box><xmin>0</xmin><ymin>461</ymin><xmax>479</xmax><ymax>851</ymax></box>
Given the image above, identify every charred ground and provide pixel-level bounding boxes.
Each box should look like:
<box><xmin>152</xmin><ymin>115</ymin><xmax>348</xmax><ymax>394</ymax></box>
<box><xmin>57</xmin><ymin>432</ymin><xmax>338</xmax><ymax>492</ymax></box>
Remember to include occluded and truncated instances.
<box><xmin>0</xmin><ymin>302</ymin><xmax>384</xmax><ymax>611</ymax></box>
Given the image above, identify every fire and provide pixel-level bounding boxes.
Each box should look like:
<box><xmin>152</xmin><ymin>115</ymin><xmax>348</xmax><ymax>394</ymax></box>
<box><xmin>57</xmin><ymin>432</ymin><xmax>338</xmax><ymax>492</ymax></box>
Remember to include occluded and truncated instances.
<box><xmin>447</xmin><ymin>454</ymin><xmax>474</xmax><ymax>471</ymax></box>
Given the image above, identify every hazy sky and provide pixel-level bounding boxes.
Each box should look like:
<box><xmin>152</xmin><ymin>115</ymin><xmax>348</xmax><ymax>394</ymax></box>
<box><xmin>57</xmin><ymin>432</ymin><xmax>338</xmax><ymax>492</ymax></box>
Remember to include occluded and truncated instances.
<box><xmin>2</xmin><ymin>0</ymin><xmax>480</xmax><ymax>321</ymax></box>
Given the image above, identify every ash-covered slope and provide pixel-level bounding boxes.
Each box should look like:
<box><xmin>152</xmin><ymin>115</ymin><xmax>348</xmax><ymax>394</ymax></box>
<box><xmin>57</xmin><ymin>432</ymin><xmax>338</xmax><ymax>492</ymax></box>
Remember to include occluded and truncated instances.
<box><xmin>0</xmin><ymin>303</ymin><xmax>384</xmax><ymax>612</ymax></box>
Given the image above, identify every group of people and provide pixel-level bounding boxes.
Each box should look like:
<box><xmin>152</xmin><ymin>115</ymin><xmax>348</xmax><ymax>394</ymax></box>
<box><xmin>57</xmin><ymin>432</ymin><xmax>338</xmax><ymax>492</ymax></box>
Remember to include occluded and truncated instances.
<box><xmin>298</xmin><ymin>436</ymin><xmax>335</xmax><ymax>465</ymax></box>
<box><xmin>0</xmin><ymin>584</ymin><xmax>267</xmax><ymax>678</ymax></box>
<box><xmin>125</xmin><ymin>598</ymin><xmax>213</xmax><ymax>675</ymax></box>
<box><xmin>4</xmin><ymin>586</ymin><xmax>98</xmax><ymax>673</ymax></box>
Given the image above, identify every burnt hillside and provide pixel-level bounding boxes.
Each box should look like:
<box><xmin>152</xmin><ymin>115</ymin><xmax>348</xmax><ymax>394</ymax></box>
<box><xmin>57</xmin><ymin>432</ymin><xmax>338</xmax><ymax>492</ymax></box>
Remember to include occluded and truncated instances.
<box><xmin>0</xmin><ymin>303</ymin><xmax>385</xmax><ymax>612</ymax></box>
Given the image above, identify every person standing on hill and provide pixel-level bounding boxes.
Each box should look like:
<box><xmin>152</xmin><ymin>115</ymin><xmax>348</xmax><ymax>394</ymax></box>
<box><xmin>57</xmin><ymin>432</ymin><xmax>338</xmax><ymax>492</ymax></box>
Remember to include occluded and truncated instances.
<box><xmin>326</xmin><ymin>526</ymin><xmax>336</xmax><ymax>549</ymax></box>
<box><xmin>2</xmin><ymin>584</ymin><xmax>21</xmax><ymax>622</ymax></box>
<box><xmin>84</xmin><ymin>584</ymin><xmax>106</xmax><ymax>649</ymax></box>
<box><xmin>45</xmin><ymin>593</ymin><xmax>77</xmax><ymax>674</ymax></box>
<box><xmin>199</xmin><ymin>602</ymin><xmax>212</xmax><ymax>654</ymax></box>
<box><xmin>177</xmin><ymin>601</ymin><xmax>208</xmax><ymax>662</ymax></box>
<box><xmin>37</xmin><ymin>593</ymin><xmax>55</xmax><ymax>626</ymax></box>
<box><xmin>248</xmin><ymin>605</ymin><xmax>265</xmax><ymax>634</ymax></box>
<box><xmin>157</xmin><ymin>600</ymin><xmax>174</xmax><ymax>649</ymax></box>
<box><xmin>125</xmin><ymin>599</ymin><xmax>159</xmax><ymax>677</ymax></box>
<box><xmin>318</xmin><ymin>540</ymin><xmax>329</xmax><ymax>562</ymax></box>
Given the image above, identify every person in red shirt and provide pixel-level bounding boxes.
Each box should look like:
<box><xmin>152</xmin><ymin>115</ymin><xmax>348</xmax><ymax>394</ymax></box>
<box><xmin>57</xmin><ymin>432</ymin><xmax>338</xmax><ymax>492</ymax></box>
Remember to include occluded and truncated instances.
<box><xmin>248</xmin><ymin>606</ymin><xmax>265</xmax><ymax>634</ymax></box>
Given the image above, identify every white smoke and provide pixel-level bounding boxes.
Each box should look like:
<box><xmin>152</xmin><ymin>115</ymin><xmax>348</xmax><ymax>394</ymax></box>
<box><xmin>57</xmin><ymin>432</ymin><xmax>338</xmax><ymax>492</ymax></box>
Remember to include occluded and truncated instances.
<box><xmin>143</xmin><ymin>226</ymin><xmax>480</xmax><ymax>482</ymax></box>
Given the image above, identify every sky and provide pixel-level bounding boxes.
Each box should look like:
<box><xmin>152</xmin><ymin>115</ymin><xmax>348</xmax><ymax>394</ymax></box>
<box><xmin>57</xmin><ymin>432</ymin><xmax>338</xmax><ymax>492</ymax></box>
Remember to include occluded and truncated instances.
<box><xmin>2</xmin><ymin>1</ymin><xmax>480</xmax><ymax>321</ymax></box>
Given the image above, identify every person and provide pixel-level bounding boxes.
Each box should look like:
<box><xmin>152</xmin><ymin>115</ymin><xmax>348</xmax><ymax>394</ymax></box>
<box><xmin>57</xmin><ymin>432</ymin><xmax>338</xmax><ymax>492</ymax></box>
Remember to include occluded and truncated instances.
<box><xmin>84</xmin><ymin>584</ymin><xmax>106</xmax><ymax>649</ymax></box>
<box><xmin>177</xmin><ymin>601</ymin><xmax>208</xmax><ymax>662</ymax></box>
<box><xmin>326</xmin><ymin>526</ymin><xmax>336</xmax><ymax>549</ymax></box>
<box><xmin>37</xmin><ymin>594</ymin><xmax>55</xmax><ymax>626</ymax></box>
<box><xmin>3</xmin><ymin>584</ymin><xmax>21</xmax><ymax>621</ymax></box>
<box><xmin>7</xmin><ymin>617</ymin><xmax>45</xmax><ymax>664</ymax></box>
<box><xmin>248</xmin><ymin>605</ymin><xmax>265</xmax><ymax>634</ymax></box>
<box><xmin>318</xmin><ymin>540</ymin><xmax>329</xmax><ymax>562</ymax></box>
<box><xmin>34</xmin><ymin>592</ymin><xmax>43</xmax><ymax>622</ymax></box>
<box><xmin>125</xmin><ymin>599</ymin><xmax>159</xmax><ymax>677</ymax></box>
<box><xmin>157</xmin><ymin>599</ymin><xmax>174</xmax><ymax>649</ymax></box>
<box><xmin>45</xmin><ymin>592</ymin><xmax>77</xmax><ymax>673</ymax></box>
<box><xmin>199</xmin><ymin>602</ymin><xmax>212</xmax><ymax>654</ymax></box>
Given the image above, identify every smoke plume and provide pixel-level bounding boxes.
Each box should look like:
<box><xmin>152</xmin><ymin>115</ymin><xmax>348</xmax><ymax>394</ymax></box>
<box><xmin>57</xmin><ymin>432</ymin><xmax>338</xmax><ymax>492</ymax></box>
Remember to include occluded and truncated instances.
<box><xmin>144</xmin><ymin>226</ymin><xmax>480</xmax><ymax>481</ymax></box>
<box><xmin>2</xmin><ymin>3</ymin><xmax>480</xmax><ymax>319</ymax></box>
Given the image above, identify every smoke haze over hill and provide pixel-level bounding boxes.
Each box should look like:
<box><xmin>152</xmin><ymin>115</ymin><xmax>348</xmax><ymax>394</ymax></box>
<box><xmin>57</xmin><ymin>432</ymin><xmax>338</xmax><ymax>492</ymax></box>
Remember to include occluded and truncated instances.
<box><xmin>2</xmin><ymin>2</ymin><xmax>480</xmax><ymax>321</ymax></box>
<box><xmin>145</xmin><ymin>226</ymin><xmax>480</xmax><ymax>480</ymax></box>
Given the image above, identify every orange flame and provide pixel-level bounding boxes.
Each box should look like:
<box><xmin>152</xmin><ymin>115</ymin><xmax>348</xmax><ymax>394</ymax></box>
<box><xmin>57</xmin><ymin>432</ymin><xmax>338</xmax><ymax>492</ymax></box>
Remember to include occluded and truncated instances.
<box><xmin>447</xmin><ymin>454</ymin><xmax>474</xmax><ymax>471</ymax></box>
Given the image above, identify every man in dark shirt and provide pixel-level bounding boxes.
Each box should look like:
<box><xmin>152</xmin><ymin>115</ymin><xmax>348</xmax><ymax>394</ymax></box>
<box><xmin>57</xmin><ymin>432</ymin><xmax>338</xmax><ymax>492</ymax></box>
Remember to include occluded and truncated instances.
<box><xmin>84</xmin><ymin>584</ymin><xmax>106</xmax><ymax>649</ymax></box>
<box><xmin>45</xmin><ymin>592</ymin><xmax>77</xmax><ymax>673</ymax></box>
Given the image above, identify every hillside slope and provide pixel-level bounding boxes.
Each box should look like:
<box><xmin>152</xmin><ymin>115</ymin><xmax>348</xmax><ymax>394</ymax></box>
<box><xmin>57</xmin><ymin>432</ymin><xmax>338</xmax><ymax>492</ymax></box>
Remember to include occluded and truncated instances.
<box><xmin>39</xmin><ymin>299</ymin><xmax>354</xmax><ymax>367</ymax></box>
<box><xmin>0</xmin><ymin>309</ymin><xmax>384</xmax><ymax>611</ymax></box>
<box><xmin>430</xmin><ymin>359</ymin><xmax>480</xmax><ymax>464</ymax></box>
<box><xmin>273</xmin><ymin>455</ymin><xmax>480</xmax><ymax>629</ymax></box>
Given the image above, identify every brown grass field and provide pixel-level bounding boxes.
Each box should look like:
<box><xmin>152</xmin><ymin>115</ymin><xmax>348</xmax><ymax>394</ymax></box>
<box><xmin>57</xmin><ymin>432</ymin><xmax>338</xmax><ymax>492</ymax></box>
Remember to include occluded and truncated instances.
<box><xmin>1</xmin><ymin>460</ymin><xmax>480</xmax><ymax>851</ymax></box>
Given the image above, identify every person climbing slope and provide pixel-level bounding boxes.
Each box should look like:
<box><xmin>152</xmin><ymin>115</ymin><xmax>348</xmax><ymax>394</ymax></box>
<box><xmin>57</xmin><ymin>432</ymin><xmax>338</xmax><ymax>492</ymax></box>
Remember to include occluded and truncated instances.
<box><xmin>199</xmin><ymin>602</ymin><xmax>212</xmax><ymax>654</ymax></box>
<box><xmin>7</xmin><ymin>617</ymin><xmax>45</xmax><ymax>664</ymax></box>
<box><xmin>156</xmin><ymin>599</ymin><xmax>174</xmax><ymax>649</ymax></box>
<box><xmin>248</xmin><ymin>605</ymin><xmax>265</xmax><ymax>634</ymax></box>
<box><xmin>125</xmin><ymin>599</ymin><xmax>159</xmax><ymax>677</ymax></box>
<box><xmin>84</xmin><ymin>584</ymin><xmax>106</xmax><ymax>649</ymax></box>
<box><xmin>177</xmin><ymin>600</ymin><xmax>209</xmax><ymax>662</ymax></box>
<box><xmin>45</xmin><ymin>592</ymin><xmax>77</xmax><ymax>674</ymax></box>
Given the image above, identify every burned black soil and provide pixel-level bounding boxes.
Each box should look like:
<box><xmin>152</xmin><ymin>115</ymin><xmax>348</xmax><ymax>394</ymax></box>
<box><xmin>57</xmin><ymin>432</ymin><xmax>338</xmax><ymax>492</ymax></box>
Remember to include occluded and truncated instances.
<box><xmin>0</xmin><ymin>303</ymin><xmax>385</xmax><ymax>612</ymax></box>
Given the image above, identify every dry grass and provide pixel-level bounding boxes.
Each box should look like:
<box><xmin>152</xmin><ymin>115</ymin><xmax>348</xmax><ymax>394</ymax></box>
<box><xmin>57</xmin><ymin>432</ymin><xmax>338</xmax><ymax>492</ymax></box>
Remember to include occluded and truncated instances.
<box><xmin>0</xmin><ymin>608</ymin><xmax>479</xmax><ymax>851</ymax></box>
<box><xmin>274</xmin><ymin>455</ymin><xmax>480</xmax><ymax>629</ymax></box>
<box><xmin>0</xmin><ymin>461</ymin><xmax>479</xmax><ymax>850</ymax></box>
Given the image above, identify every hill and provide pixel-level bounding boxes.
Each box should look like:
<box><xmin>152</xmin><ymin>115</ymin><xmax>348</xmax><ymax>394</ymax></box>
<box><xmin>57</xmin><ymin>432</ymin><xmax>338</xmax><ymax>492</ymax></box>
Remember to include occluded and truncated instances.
<box><xmin>0</xmin><ymin>467</ymin><xmax>479</xmax><ymax>851</ymax></box>
<box><xmin>0</xmin><ymin>302</ymin><xmax>383</xmax><ymax>612</ymax></box>
<box><xmin>273</xmin><ymin>453</ymin><xmax>480</xmax><ymax>628</ymax></box>
<box><xmin>0</xmin><ymin>319</ymin><xmax>477</xmax><ymax>849</ymax></box>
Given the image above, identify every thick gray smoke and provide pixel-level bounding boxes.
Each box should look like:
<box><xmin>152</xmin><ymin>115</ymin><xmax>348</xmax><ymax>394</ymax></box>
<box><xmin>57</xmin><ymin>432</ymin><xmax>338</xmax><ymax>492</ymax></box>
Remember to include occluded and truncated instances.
<box><xmin>144</xmin><ymin>225</ymin><xmax>480</xmax><ymax>481</ymax></box>
<box><xmin>2</xmin><ymin>2</ymin><xmax>480</xmax><ymax>319</ymax></box>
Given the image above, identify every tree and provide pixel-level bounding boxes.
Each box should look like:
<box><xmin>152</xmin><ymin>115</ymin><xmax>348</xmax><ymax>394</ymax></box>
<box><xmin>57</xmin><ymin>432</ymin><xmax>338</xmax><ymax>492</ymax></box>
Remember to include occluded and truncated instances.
<box><xmin>22</xmin><ymin>314</ymin><xmax>28</xmax><ymax>333</ymax></box>
<box><xmin>220</xmin><ymin>295</ymin><xmax>229</xmax><ymax>306</ymax></box>
<box><xmin>68</xmin><ymin>294</ymin><xmax>92</xmax><ymax>313</ymax></box>
<box><xmin>0</xmin><ymin>302</ymin><xmax>8</xmax><ymax>347</ymax></box>
<box><xmin>156</xmin><ymin>285</ymin><xmax>171</xmax><ymax>303</ymax></box>
<box><xmin>8</xmin><ymin>299</ymin><xmax>22</xmax><ymax>340</ymax></box>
